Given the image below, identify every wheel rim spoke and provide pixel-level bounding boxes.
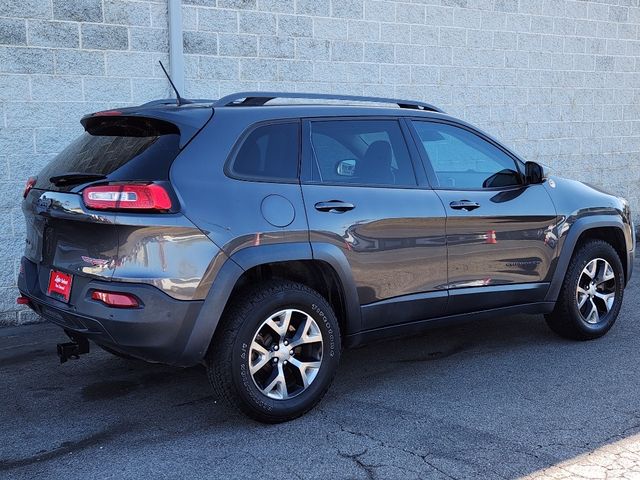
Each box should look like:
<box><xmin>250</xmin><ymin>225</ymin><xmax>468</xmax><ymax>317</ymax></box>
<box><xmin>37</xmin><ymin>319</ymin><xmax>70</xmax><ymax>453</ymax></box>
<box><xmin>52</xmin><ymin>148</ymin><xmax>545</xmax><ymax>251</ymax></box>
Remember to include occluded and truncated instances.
<box><xmin>249</xmin><ymin>308</ymin><xmax>324</xmax><ymax>401</ymax></box>
<box><xmin>289</xmin><ymin>317</ymin><xmax>323</xmax><ymax>348</ymax></box>
<box><xmin>265</xmin><ymin>309</ymin><xmax>293</xmax><ymax>337</ymax></box>
<box><xmin>586</xmin><ymin>299</ymin><xmax>599</xmax><ymax>324</ymax></box>
<box><xmin>576</xmin><ymin>287</ymin><xmax>589</xmax><ymax>308</ymax></box>
<box><xmin>597</xmin><ymin>263</ymin><xmax>615</xmax><ymax>285</ymax></box>
<box><xmin>249</xmin><ymin>343</ymin><xmax>271</xmax><ymax>375</ymax></box>
<box><xmin>584</xmin><ymin>260</ymin><xmax>597</xmax><ymax>279</ymax></box>
<box><xmin>289</xmin><ymin>358</ymin><xmax>321</xmax><ymax>389</ymax></box>
<box><xmin>594</xmin><ymin>291</ymin><xmax>616</xmax><ymax>312</ymax></box>
<box><xmin>262</xmin><ymin>363</ymin><xmax>288</xmax><ymax>400</ymax></box>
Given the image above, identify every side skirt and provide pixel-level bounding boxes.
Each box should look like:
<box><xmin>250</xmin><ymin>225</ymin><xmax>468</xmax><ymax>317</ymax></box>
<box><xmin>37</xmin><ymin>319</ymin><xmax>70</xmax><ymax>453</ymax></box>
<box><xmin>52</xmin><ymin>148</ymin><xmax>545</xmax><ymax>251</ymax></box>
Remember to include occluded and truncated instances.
<box><xmin>344</xmin><ymin>302</ymin><xmax>556</xmax><ymax>348</ymax></box>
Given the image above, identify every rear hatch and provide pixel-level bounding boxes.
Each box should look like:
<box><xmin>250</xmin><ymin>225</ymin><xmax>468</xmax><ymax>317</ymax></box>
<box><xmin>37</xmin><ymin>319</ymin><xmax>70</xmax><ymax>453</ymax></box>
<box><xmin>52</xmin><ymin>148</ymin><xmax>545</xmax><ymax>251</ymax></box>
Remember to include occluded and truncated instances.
<box><xmin>22</xmin><ymin>104</ymin><xmax>213</xmax><ymax>296</ymax></box>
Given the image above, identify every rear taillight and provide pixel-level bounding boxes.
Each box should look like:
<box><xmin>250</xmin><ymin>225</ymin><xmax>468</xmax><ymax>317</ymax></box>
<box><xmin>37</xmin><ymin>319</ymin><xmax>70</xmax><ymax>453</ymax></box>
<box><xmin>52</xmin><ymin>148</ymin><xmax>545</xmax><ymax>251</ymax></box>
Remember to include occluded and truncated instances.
<box><xmin>82</xmin><ymin>183</ymin><xmax>172</xmax><ymax>211</ymax></box>
<box><xmin>91</xmin><ymin>290</ymin><xmax>140</xmax><ymax>308</ymax></box>
<box><xmin>23</xmin><ymin>176</ymin><xmax>37</xmax><ymax>198</ymax></box>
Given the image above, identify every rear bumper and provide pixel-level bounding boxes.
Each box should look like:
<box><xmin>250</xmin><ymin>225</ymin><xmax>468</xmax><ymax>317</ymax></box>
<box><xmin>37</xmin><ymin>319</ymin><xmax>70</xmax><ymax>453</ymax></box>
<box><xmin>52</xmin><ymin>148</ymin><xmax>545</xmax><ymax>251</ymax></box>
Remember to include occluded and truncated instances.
<box><xmin>18</xmin><ymin>257</ymin><xmax>205</xmax><ymax>366</ymax></box>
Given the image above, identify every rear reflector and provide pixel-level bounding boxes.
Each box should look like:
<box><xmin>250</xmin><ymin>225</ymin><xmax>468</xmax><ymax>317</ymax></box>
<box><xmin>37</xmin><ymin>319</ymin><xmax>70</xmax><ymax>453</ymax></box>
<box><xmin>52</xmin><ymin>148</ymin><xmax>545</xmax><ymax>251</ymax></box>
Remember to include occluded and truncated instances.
<box><xmin>17</xmin><ymin>296</ymin><xmax>30</xmax><ymax>305</ymax></box>
<box><xmin>91</xmin><ymin>290</ymin><xmax>140</xmax><ymax>308</ymax></box>
<box><xmin>82</xmin><ymin>183</ymin><xmax>172</xmax><ymax>211</ymax></box>
<box><xmin>23</xmin><ymin>176</ymin><xmax>37</xmax><ymax>198</ymax></box>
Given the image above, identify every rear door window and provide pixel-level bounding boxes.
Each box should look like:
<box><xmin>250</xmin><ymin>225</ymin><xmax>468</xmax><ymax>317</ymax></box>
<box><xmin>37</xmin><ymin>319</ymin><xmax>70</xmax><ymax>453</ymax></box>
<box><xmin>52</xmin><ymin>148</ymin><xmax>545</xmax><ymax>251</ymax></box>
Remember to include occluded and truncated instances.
<box><xmin>228</xmin><ymin>122</ymin><xmax>300</xmax><ymax>181</ymax></box>
<box><xmin>306</xmin><ymin>119</ymin><xmax>417</xmax><ymax>187</ymax></box>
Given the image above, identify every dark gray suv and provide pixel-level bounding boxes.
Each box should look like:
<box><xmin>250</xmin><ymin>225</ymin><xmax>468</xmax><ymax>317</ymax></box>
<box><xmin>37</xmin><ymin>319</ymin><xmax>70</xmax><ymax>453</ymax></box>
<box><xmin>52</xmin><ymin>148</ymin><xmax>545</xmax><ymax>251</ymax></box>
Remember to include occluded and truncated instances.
<box><xmin>18</xmin><ymin>92</ymin><xmax>635</xmax><ymax>423</ymax></box>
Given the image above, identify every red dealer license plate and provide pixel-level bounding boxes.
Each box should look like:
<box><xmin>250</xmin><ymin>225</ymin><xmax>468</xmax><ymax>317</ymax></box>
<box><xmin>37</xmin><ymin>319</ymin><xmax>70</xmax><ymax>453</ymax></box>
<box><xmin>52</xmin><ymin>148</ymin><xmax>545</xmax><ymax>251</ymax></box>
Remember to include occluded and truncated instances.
<box><xmin>47</xmin><ymin>270</ymin><xmax>73</xmax><ymax>303</ymax></box>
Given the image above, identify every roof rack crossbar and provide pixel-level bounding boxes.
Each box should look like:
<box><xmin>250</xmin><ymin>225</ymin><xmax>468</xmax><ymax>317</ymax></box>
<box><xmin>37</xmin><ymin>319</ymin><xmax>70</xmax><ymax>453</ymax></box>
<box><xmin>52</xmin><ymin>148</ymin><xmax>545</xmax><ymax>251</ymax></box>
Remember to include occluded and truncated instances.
<box><xmin>214</xmin><ymin>91</ymin><xmax>444</xmax><ymax>113</ymax></box>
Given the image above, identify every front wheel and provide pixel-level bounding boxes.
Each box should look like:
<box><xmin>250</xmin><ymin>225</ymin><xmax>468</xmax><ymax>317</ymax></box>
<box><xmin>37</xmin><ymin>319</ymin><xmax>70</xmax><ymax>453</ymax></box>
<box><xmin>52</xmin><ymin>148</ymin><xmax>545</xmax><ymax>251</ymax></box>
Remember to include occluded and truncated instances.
<box><xmin>545</xmin><ymin>240</ymin><xmax>624</xmax><ymax>340</ymax></box>
<box><xmin>206</xmin><ymin>280</ymin><xmax>341</xmax><ymax>423</ymax></box>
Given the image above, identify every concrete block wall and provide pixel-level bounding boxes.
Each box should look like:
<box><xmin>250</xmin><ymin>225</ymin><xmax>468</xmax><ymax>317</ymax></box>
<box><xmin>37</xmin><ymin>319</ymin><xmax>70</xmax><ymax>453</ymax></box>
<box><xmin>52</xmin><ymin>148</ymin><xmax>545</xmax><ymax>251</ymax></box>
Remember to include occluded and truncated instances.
<box><xmin>1</xmin><ymin>0</ymin><xmax>639</xmax><ymax>324</ymax></box>
<box><xmin>182</xmin><ymin>0</ymin><xmax>640</xmax><ymax>209</ymax></box>
<box><xmin>0</xmin><ymin>0</ymin><xmax>172</xmax><ymax>324</ymax></box>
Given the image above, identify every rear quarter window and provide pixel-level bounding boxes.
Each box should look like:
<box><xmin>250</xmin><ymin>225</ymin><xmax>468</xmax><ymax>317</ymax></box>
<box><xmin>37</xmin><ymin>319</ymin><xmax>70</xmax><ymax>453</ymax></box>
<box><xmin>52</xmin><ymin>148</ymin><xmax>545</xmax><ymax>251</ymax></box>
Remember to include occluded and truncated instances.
<box><xmin>227</xmin><ymin>122</ymin><xmax>300</xmax><ymax>182</ymax></box>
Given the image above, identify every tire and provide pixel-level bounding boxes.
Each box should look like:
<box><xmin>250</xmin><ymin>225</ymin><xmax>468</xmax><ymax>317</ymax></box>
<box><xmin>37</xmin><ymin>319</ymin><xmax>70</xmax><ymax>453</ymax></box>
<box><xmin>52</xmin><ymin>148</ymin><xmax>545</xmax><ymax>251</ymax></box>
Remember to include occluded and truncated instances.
<box><xmin>545</xmin><ymin>239</ymin><xmax>625</xmax><ymax>341</ymax></box>
<box><xmin>206</xmin><ymin>280</ymin><xmax>341</xmax><ymax>423</ymax></box>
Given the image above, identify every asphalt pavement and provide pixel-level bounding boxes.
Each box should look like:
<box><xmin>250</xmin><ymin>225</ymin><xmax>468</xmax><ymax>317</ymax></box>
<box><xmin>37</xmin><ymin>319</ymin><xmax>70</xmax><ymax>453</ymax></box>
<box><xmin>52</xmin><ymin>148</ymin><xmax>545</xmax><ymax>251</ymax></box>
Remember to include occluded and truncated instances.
<box><xmin>2</xmin><ymin>260</ymin><xmax>640</xmax><ymax>479</ymax></box>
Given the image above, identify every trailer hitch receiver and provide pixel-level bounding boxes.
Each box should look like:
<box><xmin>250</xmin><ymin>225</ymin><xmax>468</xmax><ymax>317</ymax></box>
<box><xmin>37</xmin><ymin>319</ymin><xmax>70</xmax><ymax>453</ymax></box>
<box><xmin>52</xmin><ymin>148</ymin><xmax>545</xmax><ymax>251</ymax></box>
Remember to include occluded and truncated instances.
<box><xmin>57</xmin><ymin>335</ymin><xmax>89</xmax><ymax>364</ymax></box>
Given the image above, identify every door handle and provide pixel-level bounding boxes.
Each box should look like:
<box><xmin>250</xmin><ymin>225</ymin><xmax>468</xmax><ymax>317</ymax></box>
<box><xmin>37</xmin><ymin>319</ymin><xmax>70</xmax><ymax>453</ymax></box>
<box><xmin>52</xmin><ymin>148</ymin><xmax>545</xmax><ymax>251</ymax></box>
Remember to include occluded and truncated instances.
<box><xmin>314</xmin><ymin>201</ymin><xmax>355</xmax><ymax>213</ymax></box>
<box><xmin>449</xmin><ymin>200</ymin><xmax>480</xmax><ymax>211</ymax></box>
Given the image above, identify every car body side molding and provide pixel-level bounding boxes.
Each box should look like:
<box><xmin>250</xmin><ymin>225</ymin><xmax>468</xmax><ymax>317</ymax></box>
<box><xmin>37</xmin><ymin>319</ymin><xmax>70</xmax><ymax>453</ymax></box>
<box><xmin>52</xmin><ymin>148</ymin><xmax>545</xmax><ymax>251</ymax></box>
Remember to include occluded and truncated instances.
<box><xmin>346</xmin><ymin>302</ymin><xmax>556</xmax><ymax>348</ymax></box>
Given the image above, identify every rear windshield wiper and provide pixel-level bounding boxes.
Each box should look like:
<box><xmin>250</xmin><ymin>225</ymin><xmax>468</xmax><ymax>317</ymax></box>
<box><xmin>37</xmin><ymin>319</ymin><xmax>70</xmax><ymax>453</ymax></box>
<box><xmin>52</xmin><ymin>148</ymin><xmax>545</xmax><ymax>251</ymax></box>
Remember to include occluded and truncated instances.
<box><xmin>49</xmin><ymin>172</ymin><xmax>107</xmax><ymax>186</ymax></box>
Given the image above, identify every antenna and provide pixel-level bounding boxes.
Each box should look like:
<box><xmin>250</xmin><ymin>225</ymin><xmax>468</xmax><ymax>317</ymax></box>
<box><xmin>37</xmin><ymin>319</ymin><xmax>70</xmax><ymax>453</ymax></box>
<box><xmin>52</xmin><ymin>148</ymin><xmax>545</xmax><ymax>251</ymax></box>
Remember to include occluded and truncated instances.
<box><xmin>158</xmin><ymin>61</ymin><xmax>191</xmax><ymax>106</ymax></box>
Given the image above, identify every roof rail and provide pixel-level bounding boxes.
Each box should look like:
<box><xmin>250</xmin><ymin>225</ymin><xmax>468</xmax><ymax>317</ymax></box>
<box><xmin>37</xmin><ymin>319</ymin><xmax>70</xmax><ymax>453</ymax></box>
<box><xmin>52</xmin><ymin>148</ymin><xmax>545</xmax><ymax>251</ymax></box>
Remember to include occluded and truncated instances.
<box><xmin>214</xmin><ymin>91</ymin><xmax>444</xmax><ymax>113</ymax></box>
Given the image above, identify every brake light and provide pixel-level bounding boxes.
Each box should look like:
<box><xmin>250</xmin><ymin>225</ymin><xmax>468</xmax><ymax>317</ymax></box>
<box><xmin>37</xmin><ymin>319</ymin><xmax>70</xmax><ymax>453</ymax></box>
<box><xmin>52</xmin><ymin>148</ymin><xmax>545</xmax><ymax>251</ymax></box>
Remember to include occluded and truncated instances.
<box><xmin>82</xmin><ymin>184</ymin><xmax>172</xmax><ymax>211</ymax></box>
<box><xmin>23</xmin><ymin>176</ymin><xmax>37</xmax><ymax>198</ymax></box>
<box><xmin>91</xmin><ymin>290</ymin><xmax>140</xmax><ymax>308</ymax></box>
<box><xmin>93</xmin><ymin>110</ymin><xmax>122</xmax><ymax>116</ymax></box>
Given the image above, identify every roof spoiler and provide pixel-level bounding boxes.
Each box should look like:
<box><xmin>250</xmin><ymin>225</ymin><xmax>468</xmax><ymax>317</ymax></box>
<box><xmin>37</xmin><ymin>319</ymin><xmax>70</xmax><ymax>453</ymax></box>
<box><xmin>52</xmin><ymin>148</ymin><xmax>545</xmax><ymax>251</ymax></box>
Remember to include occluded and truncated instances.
<box><xmin>81</xmin><ymin>106</ymin><xmax>213</xmax><ymax>149</ymax></box>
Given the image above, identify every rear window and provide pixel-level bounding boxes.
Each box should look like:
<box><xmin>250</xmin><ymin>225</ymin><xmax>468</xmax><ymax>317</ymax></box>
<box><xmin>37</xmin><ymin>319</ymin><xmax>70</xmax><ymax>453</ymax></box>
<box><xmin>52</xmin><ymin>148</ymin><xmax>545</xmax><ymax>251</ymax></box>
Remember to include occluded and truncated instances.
<box><xmin>35</xmin><ymin>117</ymin><xmax>181</xmax><ymax>192</ymax></box>
<box><xmin>228</xmin><ymin>122</ymin><xmax>299</xmax><ymax>181</ymax></box>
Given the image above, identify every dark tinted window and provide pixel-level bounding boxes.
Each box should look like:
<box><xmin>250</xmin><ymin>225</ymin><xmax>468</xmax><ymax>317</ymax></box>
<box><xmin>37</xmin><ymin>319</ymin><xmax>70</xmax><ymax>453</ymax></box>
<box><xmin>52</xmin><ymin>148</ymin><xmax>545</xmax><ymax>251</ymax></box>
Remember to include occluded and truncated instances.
<box><xmin>36</xmin><ymin>117</ymin><xmax>181</xmax><ymax>192</ymax></box>
<box><xmin>230</xmin><ymin>122</ymin><xmax>299</xmax><ymax>181</ymax></box>
<box><xmin>308</xmin><ymin>120</ymin><xmax>416</xmax><ymax>187</ymax></box>
<box><xmin>412</xmin><ymin>121</ymin><xmax>521</xmax><ymax>189</ymax></box>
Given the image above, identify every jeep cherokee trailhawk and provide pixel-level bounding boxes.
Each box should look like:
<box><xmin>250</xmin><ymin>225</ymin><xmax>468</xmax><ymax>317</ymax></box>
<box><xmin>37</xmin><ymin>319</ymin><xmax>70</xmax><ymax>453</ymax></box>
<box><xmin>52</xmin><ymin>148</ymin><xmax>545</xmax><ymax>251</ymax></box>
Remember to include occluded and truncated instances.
<box><xmin>18</xmin><ymin>92</ymin><xmax>635</xmax><ymax>423</ymax></box>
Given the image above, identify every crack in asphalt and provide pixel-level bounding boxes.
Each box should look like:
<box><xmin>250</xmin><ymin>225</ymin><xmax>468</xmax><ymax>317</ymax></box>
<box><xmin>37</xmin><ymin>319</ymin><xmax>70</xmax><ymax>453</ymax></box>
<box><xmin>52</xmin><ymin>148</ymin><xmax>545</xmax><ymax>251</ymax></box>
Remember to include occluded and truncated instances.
<box><xmin>319</xmin><ymin>408</ymin><xmax>461</xmax><ymax>480</ymax></box>
<box><xmin>337</xmin><ymin>448</ymin><xmax>378</xmax><ymax>480</ymax></box>
<box><xmin>317</xmin><ymin>400</ymin><xmax>589</xmax><ymax>480</ymax></box>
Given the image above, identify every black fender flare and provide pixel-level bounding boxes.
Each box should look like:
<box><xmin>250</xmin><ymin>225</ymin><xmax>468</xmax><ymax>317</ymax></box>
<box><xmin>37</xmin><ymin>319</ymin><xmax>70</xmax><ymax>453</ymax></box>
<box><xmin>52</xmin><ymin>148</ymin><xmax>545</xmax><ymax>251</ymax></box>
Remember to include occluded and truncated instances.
<box><xmin>179</xmin><ymin>242</ymin><xmax>360</xmax><ymax>364</ymax></box>
<box><xmin>545</xmin><ymin>215</ymin><xmax>627</xmax><ymax>302</ymax></box>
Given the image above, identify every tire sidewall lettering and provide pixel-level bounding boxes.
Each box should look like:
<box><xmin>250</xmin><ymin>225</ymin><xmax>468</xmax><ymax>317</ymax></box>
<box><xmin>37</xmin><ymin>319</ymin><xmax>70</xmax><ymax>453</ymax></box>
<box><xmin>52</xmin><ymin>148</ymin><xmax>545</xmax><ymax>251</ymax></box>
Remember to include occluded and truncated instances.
<box><xmin>238</xmin><ymin>341</ymin><xmax>273</xmax><ymax>412</ymax></box>
<box><xmin>312</xmin><ymin>303</ymin><xmax>336</xmax><ymax>358</ymax></box>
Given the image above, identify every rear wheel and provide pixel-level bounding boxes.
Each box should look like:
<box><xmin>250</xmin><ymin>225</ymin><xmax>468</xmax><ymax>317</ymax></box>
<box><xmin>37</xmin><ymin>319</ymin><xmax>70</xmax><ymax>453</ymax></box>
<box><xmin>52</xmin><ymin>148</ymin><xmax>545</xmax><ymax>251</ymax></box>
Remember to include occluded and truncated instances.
<box><xmin>206</xmin><ymin>280</ymin><xmax>341</xmax><ymax>423</ymax></box>
<box><xmin>545</xmin><ymin>240</ymin><xmax>624</xmax><ymax>340</ymax></box>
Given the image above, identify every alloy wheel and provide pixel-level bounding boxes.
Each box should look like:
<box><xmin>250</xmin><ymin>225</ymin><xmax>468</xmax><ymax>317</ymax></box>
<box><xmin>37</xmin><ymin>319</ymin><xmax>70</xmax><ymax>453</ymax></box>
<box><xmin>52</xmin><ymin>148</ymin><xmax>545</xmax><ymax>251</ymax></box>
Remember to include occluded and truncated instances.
<box><xmin>576</xmin><ymin>258</ymin><xmax>617</xmax><ymax>325</ymax></box>
<box><xmin>249</xmin><ymin>309</ymin><xmax>323</xmax><ymax>400</ymax></box>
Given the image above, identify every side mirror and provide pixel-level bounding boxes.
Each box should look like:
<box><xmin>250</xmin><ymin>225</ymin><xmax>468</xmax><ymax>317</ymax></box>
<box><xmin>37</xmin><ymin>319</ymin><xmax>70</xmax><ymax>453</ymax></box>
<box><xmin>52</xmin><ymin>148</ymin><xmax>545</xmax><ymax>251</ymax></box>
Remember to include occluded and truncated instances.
<box><xmin>525</xmin><ymin>161</ymin><xmax>548</xmax><ymax>184</ymax></box>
